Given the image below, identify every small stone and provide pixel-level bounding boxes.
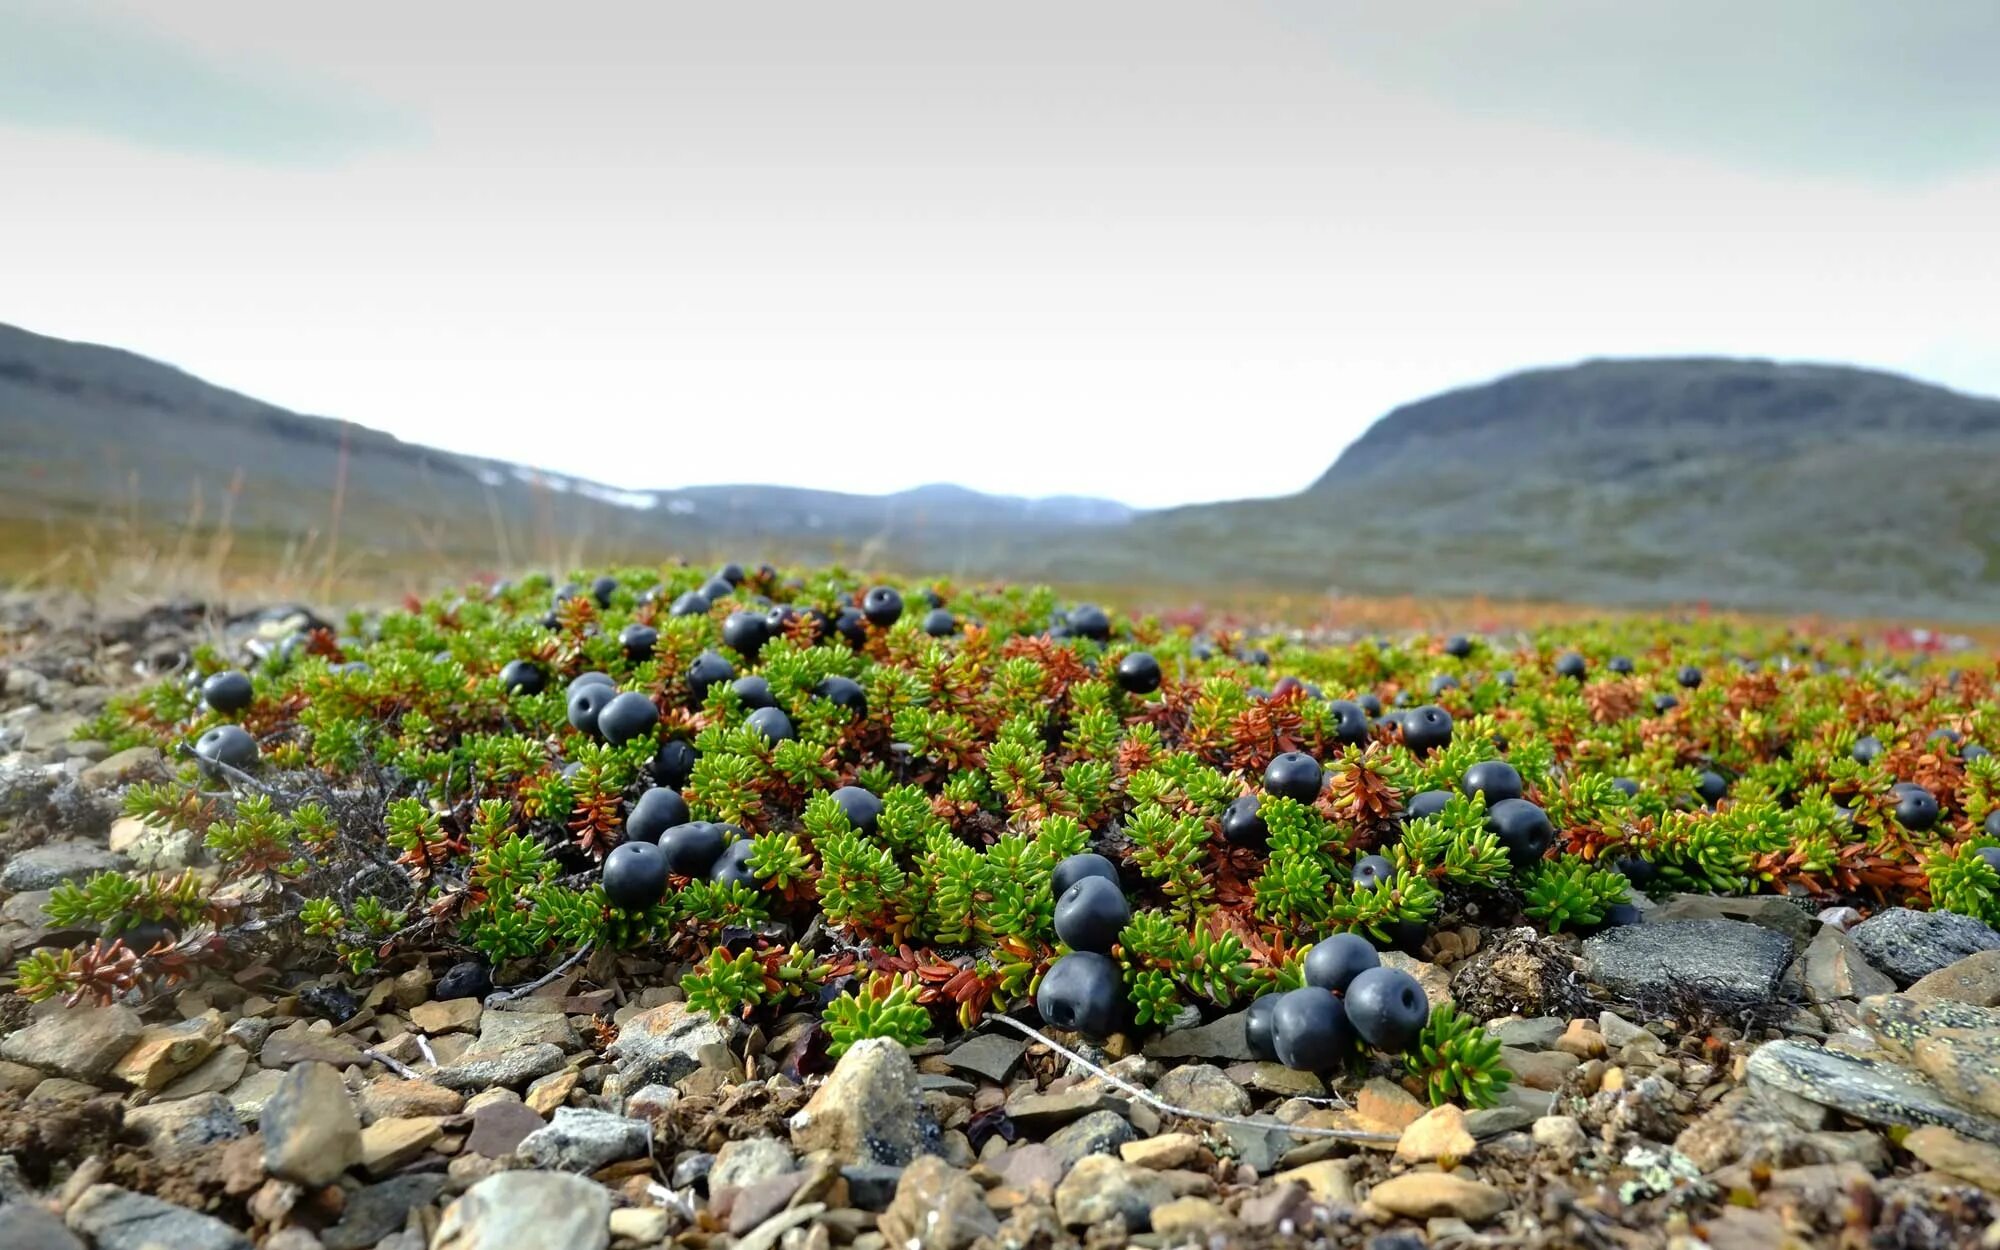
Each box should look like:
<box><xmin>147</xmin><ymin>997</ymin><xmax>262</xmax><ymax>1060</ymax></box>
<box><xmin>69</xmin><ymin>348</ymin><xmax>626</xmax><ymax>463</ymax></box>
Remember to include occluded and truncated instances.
<box><xmin>1121</xmin><ymin>1132</ymin><xmax>1200</xmax><ymax>1169</ymax></box>
<box><xmin>1910</xmin><ymin>951</ymin><xmax>2000</xmax><ymax>1007</ymax></box>
<box><xmin>66</xmin><ymin>1183</ymin><xmax>251</xmax><ymax>1250</ymax></box>
<box><xmin>1366</xmin><ymin>1172</ymin><xmax>1509</xmax><ymax>1223</ymax></box>
<box><xmin>125</xmin><ymin>1092</ymin><xmax>246</xmax><ymax>1149</ymax></box>
<box><xmin>1532</xmin><ymin>1114</ymin><xmax>1588</xmax><ymax>1153</ymax></box>
<box><xmin>1054</xmin><ymin>1153</ymin><xmax>1175</xmax><ymax>1231</ymax></box>
<box><xmin>466</xmin><ymin>1099</ymin><xmax>546</xmax><ymax>1157</ymax></box>
<box><xmin>1802</xmin><ymin>925</ymin><xmax>1898</xmax><ymax>1003</ymax></box>
<box><xmin>261</xmin><ymin>1062</ymin><xmax>362</xmax><ymax>1186</ymax></box>
<box><xmin>0</xmin><ymin>841</ymin><xmax>124</xmax><ymax>892</ymax></box>
<box><xmin>1045</xmin><ymin>1109</ymin><xmax>1137</xmax><ymax>1166</ymax></box>
<box><xmin>1396</xmin><ymin>1104</ymin><xmax>1477</xmax><ymax>1164</ymax></box>
<box><xmin>605</xmin><ymin>1001</ymin><xmax>740</xmax><ymax>1087</ymax></box>
<box><xmin>80</xmin><ymin>747</ymin><xmax>164</xmax><ymax>791</ymax></box>
<box><xmin>112</xmin><ymin>1014</ymin><xmax>224</xmax><ymax>1091</ymax></box>
<box><xmin>1239</xmin><ymin>1181</ymin><xmax>1316</xmax><ymax>1230</ymax></box>
<box><xmin>355</xmin><ymin>1078</ymin><xmax>463</xmax><ymax>1124</ymax></box>
<box><xmin>1379</xmin><ymin>951</ymin><xmax>1454</xmax><ymax>1013</ymax></box>
<box><xmin>222</xmin><ymin>1068</ymin><xmax>284</xmax><ymax>1121</ymax></box>
<box><xmin>1747</xmin><ymin>1038</ymin><xmax>2000</xmax><ymax>1144</ymax></box>
<box><xmin>623</xmin><ymin>1083</ymin><xmax>680</xmax><ymax>1121</ymax></box>
<box><xmin>1486</xmin><ymin>1016</ymin><xmax>1566</xmax><ymax>1049</ymax></box>
<box><xmin>517</xmin><ymin>1106</ymin><xmax>650</xmax><ymax>1172</ymax></box>
<box><xmin>1142</xmin><ymin>1009</ymin><xmax>1258</xmax><ymax>1062</ymax></box>
<box><xmin>431</xmin><ymin>1042</ymin><xmax>566</xmax><ymax>1091</ymax></box>
<box><xmin>157</xmin><ymin>1045</ymin><xmax>250</xmax><ymax>1101</ymax></box>
<box><xmin>1554</xmin><ymin>1019</ymin><xmax>1607</xmax><ymax>1060</ymax></box>
<box><xmin>1912</xmin><ymin>1029</ymin><xmax>2000</xmax><ymax>1117</ymax></box>
<box><xmin>941</xmin><ymin>1033</ymin><xmax>1024</xmax><ymax>1083</ymax></box>
<box><xmin>478</xmin><ymin>1009</ymin><xmax>578</xmax><ymax>1051</ymax></box>
<box><xmin>1151</xmin><ymin>1196</ymin><xmax>1231</xmax><ymax>1235</ymax></box>
<box><xmin>359</xmin><ymin>1116</ymin><xmax>444</xmax><ymax>1176</ymax></box>
<box><xmin>1598</xmin><ymin>1011</ymin><xmax>1648</xmax><ymax>1048</ymax></box>
<box><xmin>258</xmin><ymin>1022</ymin><xmax>363</xmax><ymax>1069</ymax></box>
<box><xmin>433</xmin><ymin>1171</ymin><xmax>611</xmax><ymax>1250</ymax></box>
<box><xmin>1273</xmin><ymin>1158</ymin><xmax>1355</xmax><ymax>1204</ymax></box>
<box><xmin>1003</xmin><ymin>1088</ymin><xmax>1127</xmax><ymax>1132</ymax></box>
<box><xmin>409</xmin><ymin>998</ymin><xmax>483</xmax><ymax>1034</ymax></box>
<box><xmin>712</xmin><ymin>1136</ymin><xmax>798</xmax><ymax>1191</ymax></box>
<box><xmin>1356</xmin><ymin>1078</ymin><xmax>1428</xmax><ymax>1131</ymax></box>
<box><xmin>788</xmin><ymin>1038</ymin><xmax>924</xmax><ymax>1166</ymax></box>
<box><xmin>608</xmin><ymin>1207</ymin><xmax>671</xmax><ymax>1245</ymax></box>
<box><xmin>1818</xmin><ymin>906</ymin><xmax>1863</xmax><ymax>931</ymax></box>
<box><xmin>0</xmin><ymin>1003</ymin><xmax>142</xmax><ymax>1081</ymax></box>
<box><xmin>0</xmin><ymin>1058</ymin><xmax>43</xmax><ymax>1094</ymax></box>
<box><xmin>1237</xmin><ymin>1061</ymin><xmax>1327</xmax><ymax>1097</ymax></box>
<box><xmin>525</xmin><ymin>1067</ymin><xmax>580</xmax><ymax>1115</ymax></box>
<box><xmin>879</xmin><ymin>1155</ymin><xmax>996</xmax><ymax>1250</ymax></box>
<box><xmin>1503</xmin><ymin>1046</ymin><xmax>1581</xmax><ymax>1091</ymax></box>
<box><xmin>1852</xmin><ymin>909</ymin><xmax>2000</xmax><ymax>988</ymax></box>
<box><xmin>320</xmin><ymin>1174</ymin><xmax>447</xmax><ymax>1250</ymax></box>
<box><xmin>1906</xmin><ymin>1125</ymin><xmax>2000</xmax><ymax>1191</ymax></box>
<box><xmin>1155</xmin><ymin>1063</ymin><xmax>1251</xmax><ymax>1117</ymax></box>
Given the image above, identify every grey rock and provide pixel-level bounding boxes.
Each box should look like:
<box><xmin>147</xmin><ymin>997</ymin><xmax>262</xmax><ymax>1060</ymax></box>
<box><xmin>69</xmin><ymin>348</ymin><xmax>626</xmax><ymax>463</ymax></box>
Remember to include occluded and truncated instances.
<box><xmin>1046</xmin><ymin>1108</ymin><xmax>1138</xmax><ymax>1166</ymax></box>
<box><xmin>0</xmin><ymin>1203</ymin><xmax>86</xmax><ymax>1250</ymax></box>
<box><xmin>476</xmin><ymin>1008</ymin><xmax>577</xmax><ymax>1052</ymax></box>
<box><xmin>464</xmin><ymin>1100</ymin><xmax>546</xmax><ymax>1157</ymax></box>
<box><xmin>605</xmin><ymin>1002</ymin><xmax>740</xmax><ymax>1087</ymax></box>
<box><xmin>431</xmin><ymin>1042</ymin><xmax>566</xmax><ymax>1091</ymax></box>
<box><xmin>1465</xmin><ymin>1084</ymin><xmax>1557</xmax><ymax>1138</ymax></box>
<box><xmin>1850</xmin><ymin>908</ymin><xmax>2000</xmax><ymax>987</ymax></box>
<box><xmin>257</xmin><ymin>1022</ymin><xmax>362</xmax><ymax>1069</ymax></box>
<box><xmin>1142</xmin><ymin>1009</ymin><xmax>1257</xmax><ymax>1062</ymax></box>
<box><xmin>0</xmin><ymin>841</ymin><xmax>124</xmax><ymax>891</ymax></box>
<box><xmin>1003</xmin><ymin>1088</ymin><xmax>1129</xmax><ymax>1133</ymax></box>
<box><xmin>1225</xmin><ymin>1119</ymin><xmax>1296</xmax><ymax>1173</ymax></box>
<box><xmin>516</xmin><ymin>1106</ymin><xmax>650</xmax><ymax>1172</ymax></box>
<box><xmin>1860</xmin><ymin>994</ymin><xmax>2000</xmax><ymax>1058</ymax></box>
<box><xmin>1154</xmin><ymin>1063</ymin><xmax>1251</xmax><ymax>1117</ymax></box>
<box><xmin>261</xmin><ymin>1061</ymin><xmax>362</xmax><ymax>1186</ymax></box>
<box><xmin>788</xmin><ymin>1037</ymin><xmax>925</xmax><ymax>1166</ymax></box>
<box><xmin>709</xmin><ymin>1136</ymin><xmax>796</xmax><ymax>1191</ymax></box>
<box><xmin>0</xmin><ymin>1003</ymin><xmax>142</xmax><ymax>1081</ymax></box>
<box><xmin>124</xmin><ymin>1092</ymin><xmax>245</xmax><ymax>1149</ymax></box>
<box><xmin>1801</xmin><ymin>925</ymin><xmax>1897</xmax><ymax>1003</ymax></box>
<box><xmin>65</xmin><ymin>1183</ymin><xmax>251</xmax><ymax>1250</ymax></box>
<box><xmin>878</xmin><ymin>1155</ymin><xmax>995</xmax><ymax>1250</ymax></box>
<box><xmin>670</xmin><ymin>1152</ymin><xmax>715</xmax><ymax>1189</ymax></box>
<box><xmin>1054</xmin><ymin>1153</ymin><xmax>1174</xmax><ymax>1231</ymax></box>
<box><xmin>1485</xmin><ymin>1016</ymin><xmax>1566</xmax><ymax>1049</ymax></box>
<box><xmin>433</xmin><ymin>1171</ymin><xmax>610</xmax><ymax>1250</ymax></box>
<box><xmin>942</xmin><ymin>1033</ymin><xmax>1025</xmax><ymax>1083</ymax></box>
<box><xmin>1583</xmin><ymin>919</ymin><xmax>1794</xmax><ymax>1005</ymax></box>
<box><xmin>320</xmin><ymin>1174</ymin><xmax>447</xmax><ymax>1250</ymax></box>
<box><xmin>221</xmin><ymin>1067</ymin><xmax>284</xmax><ymax>1122</ymax></box>
<box><xmin>1747</xmin><ymin>1038</ymin><xmax>2000</xmax><ymax>1144</ymax></box>
<box><xmin>1651</xmin><ymin>893</ymin><xmax>1813</xmax><ymax>943</ymax></box>
<box><xmin>78</xmin><ymin>747</ymin><xmax>166</xmax><ymax>792</ymax></box>
<box><xmin>840</xmin><ymin>1163</ymin><xmax>905</xmax><ymax>1211</ymax></box>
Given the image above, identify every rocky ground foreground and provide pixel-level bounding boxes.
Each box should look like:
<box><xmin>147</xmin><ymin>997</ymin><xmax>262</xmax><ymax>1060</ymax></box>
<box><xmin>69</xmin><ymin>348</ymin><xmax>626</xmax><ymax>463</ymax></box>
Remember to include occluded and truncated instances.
<box><xmin>5</xmin><ymin>593</ymin><xmax>2000</xmax><ymax>1250</ymax></box>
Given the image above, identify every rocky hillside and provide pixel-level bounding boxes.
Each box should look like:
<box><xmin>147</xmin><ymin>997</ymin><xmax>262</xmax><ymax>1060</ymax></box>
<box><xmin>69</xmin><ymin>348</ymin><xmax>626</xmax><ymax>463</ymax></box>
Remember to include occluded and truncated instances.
<box><xmin>1013</xmin><ymin>359</ymin><xmax>2000</xmax><ymax>617</ymax></box>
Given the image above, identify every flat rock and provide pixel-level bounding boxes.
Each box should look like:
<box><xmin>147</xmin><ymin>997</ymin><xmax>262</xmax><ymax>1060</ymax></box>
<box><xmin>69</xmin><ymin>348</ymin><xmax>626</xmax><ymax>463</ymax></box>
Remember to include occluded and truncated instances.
<box><xmin>408</xmin><ymin>998</ymin><xmax>482</xmax><ymax>1034</ymax></box>
<box><xmin>477</xmin><ymin>1008</ymin><xmax>576</xmax><ymax>1051</ymax></box>
<box><xmin>432</xmin><ymin>1042</ymin><xmax>566</xmax><ymax>1091</ymax></box>
<box><xmin>465</xmin><ymin>1100</ymin><xmax>548</xmax><ymax>1157</ymax></box>
<box><xmin>321</xmin><ymin>1174</ymin><xmax>448</xmax><ymax>1250</ymax></box>
<box><xmin>605</xmin><ymin>1001</ymin><xmax>740</xmax><ymax>1087</ymax></box>
<box><xmin>1860</xmin><ymin>995</ymin><xmax>2000</xmax><ymax>1058</ymax></box>
<box><xmin>66</xmin><ymin>1183</ymin><xmax>251</xmax><ymax>1250</ymax></box>
<box><xmin>1154</xmin><ymin>1063</ymin><xmax>1250</xmax><ymax>1117</ymax></box>
<box><xmin>1909</xmin><ymin>950</ymin><xmax>2000</xmax><ymax>1007</ymax></box>
<box><xmin>222</xmin><ymin>1068</ymin><xmax>284</xmax><ymax>1121</ymax></box>
<box><xmin>1121</xmin><ymin>1131</ymin><xmax>1201</xmax><ymax>1169</ymax></box>
<box><xmin>1485</xmin><ymin>1016</ymin><xmax>1566</xmax><ymax>1049</ymax></box>
<box><xmin>1651</xmin><ymin>893</ymin><xmax>1813</xmax><ymax>943</ymax></box>
<box><xmin>1912</xmin><ymin>1029</ymin><xmax>2000</xmax><ymax>1118</ymax></box>
<box><xmin>0</xmin><ymin>1203</ymin><xmax>85</xmax><ymax>1250</ymax></box>
<box><xmin>433</xmin><ymin>1170</ymin><xmax>611</xmax><ymax>1250</ymax></box>
<box><xmin>257</xmin><ymin>1022</ymin><xmax>363</xmax><ymax>1069</ymax></box>
<box><xmin>1746</xmin><ymin>1038</ymin><xmax>2000</xmax><ymax>1144</ymax></box>
<box><xmin>1905</xmin><ymin>1125</ymin><xmax>2000</xmax><ymax>1191</ymax></box>
<box><xmin>1046</xmin><ymin>1108</ymin><xmax>1138</xmax><ymax>1166</ymax></box>
<box><xmin>112</xmin><ymin>1015</ymin><xmax>224</xmax><ymax>1091</ymax></box>
<box><xmin>1366</xmin><ymin>1172</ymin><xmax>1509</xmax><ymax>1223</ymax></box>
<box><xmin>1850</xmin><ymin>908</ymin><xmax>2000</xmax><ymax>987</ymax></box>
<box><xmin>1142</xmin><ymin>1009</ymin><xmax>1257</xmax><ymax>1062</ymax></box>
<box><xmin>1004</xmin><ymin>1087</ymin><xmax>1127</xmax><ymax>1132</ymax></box>
<box><xmin>356</xmin><ymin>1077</ymin><xmax>463</xmax><ymax>1123</ymax></box>
<box><xmin>942</xmin><ymin>1033</ymin><xmax>1025</xmax><ymax>1083</ymax></box>
<box><xmin>517</xmin><ymin>1106</ymin><xmax>650</xmax><ymax>1172</ymax></box>
<box><xmin>261</xmin><ymin>1061</ymin><xmax>362</xmax><ymax>1186</ymax></box>
<box><xmin>156</xmin><ymin>1043</ymin><xmax>248</xmax><ymax>1100</ymax></box>
<box><xmin>1583</xmin><ymin>919</ymin><xmax>1793</xmax><ymax>1005</ymax></box>
<box><xmin>1</xmin><ymin>1003</ymin><xmax>142</xmax><ymax>1081</ymax></box>
<box><xmin>125</xmin><ymin>1092</ymin><xmax>246</xmax><ymax>1149</ymax></box>
<box><xmin>788</xmin><ymin>1038</ymin><xmax>925</xmax><ymax>1166</ymax></box>
<box><xmin>1801</xmin><ymin>925</ymin><xmax>1897</xmax><ymax>1003</ymax></box>
<box><xmin>0</xmin><ymin>841</ymin><xmax>124</xmax><ymax>891</ymax></box>
<box><xmin>358</xmin><ymin>1116</ymin><xmax>445</xmax><ymax>1176</ymax></box>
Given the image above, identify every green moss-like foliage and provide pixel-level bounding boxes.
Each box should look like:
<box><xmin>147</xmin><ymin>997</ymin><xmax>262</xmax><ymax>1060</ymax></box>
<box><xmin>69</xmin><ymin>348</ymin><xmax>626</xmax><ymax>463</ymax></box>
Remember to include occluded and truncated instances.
<box><xmin>11</xmin><ymin>563</ymin><xmax>2000</xmax><ymax>1108</ymax></box>
<box><xmin>1406</xmin><ymin>1004</ymin><xmax>1512</xmax><ymax>1108</ymax></box>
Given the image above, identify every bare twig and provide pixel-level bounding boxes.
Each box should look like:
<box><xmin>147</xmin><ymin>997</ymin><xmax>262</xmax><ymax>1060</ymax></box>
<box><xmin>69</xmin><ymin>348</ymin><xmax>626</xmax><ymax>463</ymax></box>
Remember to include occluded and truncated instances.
<box><xmin>362</xmin><ymin>1047</ymin><xmax>424</xmax><ymax>1080</ymax></box>
<box><xmin>485</xmin><ymin>942</ymin><xmax>594</xmax><ymax>1008</ymax></box>
<box><xmin>985</xmin><ymin>1014</ymin><xmax>1400</xmax><ymax>1143</ymax></box>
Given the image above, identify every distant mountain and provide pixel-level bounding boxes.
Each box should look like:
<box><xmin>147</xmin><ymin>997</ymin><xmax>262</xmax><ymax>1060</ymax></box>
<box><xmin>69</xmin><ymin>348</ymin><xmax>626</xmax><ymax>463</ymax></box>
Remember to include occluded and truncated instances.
<box><xmin>0</xmin><ymin>323</ymin><xmax>1128</xmax><ymax>579</ymax></box>
<box><xmin>1001</xmin><ymin>358</ymin><xmax>2000</xmax><ymax>617</ymax></box>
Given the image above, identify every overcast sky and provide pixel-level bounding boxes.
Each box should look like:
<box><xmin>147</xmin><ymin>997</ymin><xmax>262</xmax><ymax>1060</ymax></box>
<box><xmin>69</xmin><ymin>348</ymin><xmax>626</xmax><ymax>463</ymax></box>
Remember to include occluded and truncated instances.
<box><xmin>3</xmin><ymin>1</ymin><xmax>1996</xmax><ymax>508</ymax></box>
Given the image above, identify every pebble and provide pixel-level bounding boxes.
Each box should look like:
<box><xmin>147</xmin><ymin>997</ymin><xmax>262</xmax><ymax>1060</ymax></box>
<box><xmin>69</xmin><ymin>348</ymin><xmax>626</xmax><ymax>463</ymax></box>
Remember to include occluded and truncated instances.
<box><xmin>125</xmin><ymin>1092</ymin><xmax>246</xmax><ymax>1149</ymax></box>
<box><xmin>608</xmin><ymin>1207</ymin><xmax>672</xmax><ymax>1245</ymax></box>
<box><xmin>1486</xmin><ymin>1016</ymin><xmax>1566</xmax><ymax>1049</ymax></box>
<box><xmin>257</xmin><ymin>1022</ymin><xmax>363</xmax><ymax>1070</ymax></box>
<box><xmin>1273</xmin><ymin>1157</ymin><xmax>1355</xmax><ymax>1203</ymax></box>
<box><xmin>1502</xmin><ymin>1046</ymin><xmax>1580</xmax><ymax>1090</ymax></box>
<box><xmin>156</xmin><ymin>1044</ymin><xmax>249</xmax><ymax>1101</ymax></box>
<box><xmin>1045</xmin><ymin>1108</ymin><xmax>1138</xmax><ymax>1165</ymax></box>
<box><xmin>1153</xmin><ymin>1062</ymin><xmax>1250</xmax><ymax>1117</ymax></box>
<box><xmin>1053</xmin><ymin>1153</ymin><xmax>1175</xmax><ymax>1231</ymax></box>
<box><xmin>1003</xmin><ymin>1088</ymin><xmax>1128</xmax><ymax>1132</ymax></box>
<box><xmin>261</xmin><ymin>1062</ymin><xmax>363</xmax><ymax>1186</ymax></box>
<box><xmin>433</xmin><ymin>1170</ymin><xmax>611</xmax><ymax>1250</ymax></box>
<box><xmin>711</xmin><ymin>1136</ymin><xmax>798</xmax><ymax>1190</ymax></box>
<box><xmin>1554</xmin><ymin>1019</ymin><xmax>1607</xmax><ymax>1059</ymax></box>
<box><xmin>1747</xmin><ymin>1038</ymin><xmax>2000</xmax><ymax>1144</ymax></box>
<box><xmin>1151</xmin><ymin>1195</ymin><xmax>1232</xmax><ymax>1234</ymax></box>
<box><xmin>432</xmin><ymin>1043</ymin><xmax>567</xmax><ymax>1091</ymax></box>
<box><xmin>1395</xmin><ymin>1104</ymin><xmax>1477</xmax><ymax>1163</ymax></box>
<box><xmin>478</xmin><ymin>1008</ymin><xmax>577</xmax><ymax>1051</ymax></box>
<box><xmin>1367</xmin><ymin>1172</ymin><xmax>1510</xmax><ymax>1223</ymax></box>
<box><xmin>605</xmin><ymin>1001</ymin><xmax>740</xmax><ymax>1087</ymax></box>
<box><xmin>517</xmin><ymin>1106</ymin><xmax>650</xmax><ymax>1171</ymax></box>
<box><xmin>788</xmin><ymin>1038</ymin><xmax>925</xmax><ymax>1167</ymax></box>
<box><xmin>1531</xmin><ymin>1114</ymin><xmax>1588</xmax><ymax>1153</ymax></box>
<box><xmin>1910</xmin><ymin>950</ymin><xmax>2000</xmax><ymax>1007</ymax></box>
<box><xmin>1121</xmin><ymin>1131</ymin><xmax>1200</xmax><ymax>1169</ymax></box>
<box><xmin>1801</xmin><ymin>925</ymin><xmax>1898</xmax><ymax>1002</ymax></box>
<box><xmin>111</xmin><ymin>1014</ymin><xmax>225</xmax><ymax>1091</ymax></box>
<box><xmin>1906</xmin><ymin>1125</ymin><xmax>2000</xmax><ymax>1191</ymax></box>
<box><xmin>1141</xmin><ymin>1009</ymin><xmax>1257</xmax><ymax>1062</ymax></box>
<box><xmin>408</xmin><ymin>998</ymin><xmax>483</xmax><ymax>1034</ymax></box>
<box><xmin>358</xmin><ymin>1116</ymin><xmax>444</xmax><ymax>1175</ymax></box>
<box><xmin>941</xmin><ymin>1033</ymin><xmax>1024</xmax><ymax>1083</ymax></box>
<box><xmin>878</xmin><ymin>1155</ymin><xmax>996</xmax><ymax>1250</ymax></box>
<box><xmin>320</xmin><ymin>1174</ymin><xmax>447</xmax><ymax>1250</ymax></box>
<box><xmin>356</xmin><ymin>1077</ymin><xmax>464</xmax><ymax>1123</ymax></box>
